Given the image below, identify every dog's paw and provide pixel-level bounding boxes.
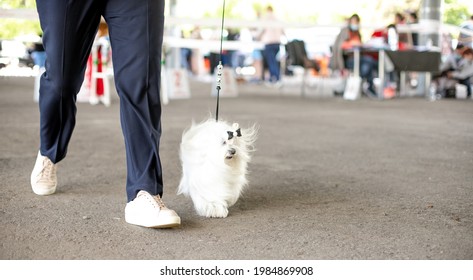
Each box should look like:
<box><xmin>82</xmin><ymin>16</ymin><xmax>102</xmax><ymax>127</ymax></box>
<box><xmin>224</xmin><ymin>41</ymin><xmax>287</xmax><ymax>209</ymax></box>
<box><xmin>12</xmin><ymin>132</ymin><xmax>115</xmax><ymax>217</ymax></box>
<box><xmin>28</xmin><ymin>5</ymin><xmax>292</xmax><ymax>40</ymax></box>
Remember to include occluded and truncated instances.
<box><xmin>196</xmin><ymin>203</ymin><xmax>229</xmax><ymax>218</ymax></box>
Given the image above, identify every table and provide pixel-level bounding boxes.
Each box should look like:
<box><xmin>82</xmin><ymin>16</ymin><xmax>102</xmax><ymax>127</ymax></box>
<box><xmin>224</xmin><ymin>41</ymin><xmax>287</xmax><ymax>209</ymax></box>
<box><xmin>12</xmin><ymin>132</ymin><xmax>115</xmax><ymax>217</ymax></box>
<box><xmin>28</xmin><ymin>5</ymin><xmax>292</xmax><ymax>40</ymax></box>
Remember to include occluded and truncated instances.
<box><xmin>384</xmin><ymin>50</ymin><xmax>441</xmax><ymax>97</ymax></box>
<box><xmin>350</xmin><ymin>47</ymin><xmax>441</xmax><ymax>99</ymax></box>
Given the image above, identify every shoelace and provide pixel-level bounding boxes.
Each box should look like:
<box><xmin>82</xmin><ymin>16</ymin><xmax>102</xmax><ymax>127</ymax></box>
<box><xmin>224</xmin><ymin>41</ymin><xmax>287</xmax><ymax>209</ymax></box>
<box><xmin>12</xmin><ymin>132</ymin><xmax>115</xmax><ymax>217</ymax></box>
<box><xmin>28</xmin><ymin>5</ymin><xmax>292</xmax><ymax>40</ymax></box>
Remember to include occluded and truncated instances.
<box><xmin>153</xmin><ymin>195</ymin><xmax>167</xmax><ymax>210</ymax></box>
<box><xmin>39</xmin><ymin>158</ymin><xmax>56</xmax><ymax>181</ymax></box>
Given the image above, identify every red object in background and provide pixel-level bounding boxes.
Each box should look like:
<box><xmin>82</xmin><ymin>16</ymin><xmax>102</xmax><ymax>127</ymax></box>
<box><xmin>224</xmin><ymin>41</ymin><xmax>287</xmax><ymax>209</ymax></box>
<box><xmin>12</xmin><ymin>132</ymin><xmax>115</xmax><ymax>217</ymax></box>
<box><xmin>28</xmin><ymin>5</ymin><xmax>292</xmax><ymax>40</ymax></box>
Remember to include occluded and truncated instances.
<box><xmin>85</xmin><ymin>46</ymin><xmax>104</xmax><ymax>96</ymax></box>
<box><xmin>95</xmin><ymin>46</ymin><xmax>104</xmax><ymax>96</ymax></box>
<box><xmin>398</xmin><ymin>42</ymin><xmax>409</xmax><ymax>50</ymax></box>
<box><xmin>371</xmin><ymin>29</ymin><xmax>385</xmax><ymax>39</ymax></box>
<box><xmin>371</xmin><ymin>28</ymin><xmax>409</xmax><ymax>50</ymax></box>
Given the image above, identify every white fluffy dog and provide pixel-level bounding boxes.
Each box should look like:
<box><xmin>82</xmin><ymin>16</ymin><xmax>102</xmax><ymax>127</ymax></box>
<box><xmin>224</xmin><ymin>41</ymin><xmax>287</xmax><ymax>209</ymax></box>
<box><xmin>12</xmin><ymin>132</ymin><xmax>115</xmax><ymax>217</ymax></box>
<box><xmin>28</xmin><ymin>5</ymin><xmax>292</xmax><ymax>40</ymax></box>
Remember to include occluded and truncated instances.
<box><xmin>178</xmin><ymin>119</ymin><xmax>257</xmax><ymax>218</ymax></box>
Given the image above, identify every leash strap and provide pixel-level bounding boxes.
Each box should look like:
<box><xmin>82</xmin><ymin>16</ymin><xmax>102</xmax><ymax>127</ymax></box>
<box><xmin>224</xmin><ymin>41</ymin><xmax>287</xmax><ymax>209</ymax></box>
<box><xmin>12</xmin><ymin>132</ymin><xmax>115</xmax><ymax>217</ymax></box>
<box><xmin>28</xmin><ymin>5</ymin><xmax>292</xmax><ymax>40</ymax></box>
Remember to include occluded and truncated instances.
<box><xmin>215</xmin><ymin>0</ymin><xmax>226</xmax><ymax>122</ymax></box>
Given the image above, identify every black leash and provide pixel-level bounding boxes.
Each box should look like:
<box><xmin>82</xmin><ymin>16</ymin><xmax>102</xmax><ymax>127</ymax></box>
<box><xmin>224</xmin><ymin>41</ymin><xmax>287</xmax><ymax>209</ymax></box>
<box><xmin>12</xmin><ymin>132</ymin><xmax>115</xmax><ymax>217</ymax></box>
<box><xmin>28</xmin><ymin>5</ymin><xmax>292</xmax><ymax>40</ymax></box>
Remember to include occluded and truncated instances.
<box><xmin>215</xmin><ymin>0</ymin><xmax>226</xmax><ymax>122</ymax></box>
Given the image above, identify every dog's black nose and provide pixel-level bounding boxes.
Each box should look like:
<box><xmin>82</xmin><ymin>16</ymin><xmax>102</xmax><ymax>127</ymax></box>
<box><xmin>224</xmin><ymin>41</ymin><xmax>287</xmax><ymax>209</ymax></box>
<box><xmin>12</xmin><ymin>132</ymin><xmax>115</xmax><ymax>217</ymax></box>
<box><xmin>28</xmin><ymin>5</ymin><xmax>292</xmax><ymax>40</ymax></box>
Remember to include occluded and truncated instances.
<box><xmin>228</xmin><ymin>148</ymin><xmax>236</xmax><ymax>155</ymax></box>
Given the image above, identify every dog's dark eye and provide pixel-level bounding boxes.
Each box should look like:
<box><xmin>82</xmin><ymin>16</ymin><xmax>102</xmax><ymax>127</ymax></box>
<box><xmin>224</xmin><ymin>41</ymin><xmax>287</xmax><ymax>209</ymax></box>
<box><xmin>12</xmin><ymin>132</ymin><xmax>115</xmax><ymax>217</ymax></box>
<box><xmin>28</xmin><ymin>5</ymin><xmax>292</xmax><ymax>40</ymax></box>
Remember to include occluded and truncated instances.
<box><xmin>222</xmin><ymin>140</ymin><xmax>227</xmax><ymax>145</ymax></box>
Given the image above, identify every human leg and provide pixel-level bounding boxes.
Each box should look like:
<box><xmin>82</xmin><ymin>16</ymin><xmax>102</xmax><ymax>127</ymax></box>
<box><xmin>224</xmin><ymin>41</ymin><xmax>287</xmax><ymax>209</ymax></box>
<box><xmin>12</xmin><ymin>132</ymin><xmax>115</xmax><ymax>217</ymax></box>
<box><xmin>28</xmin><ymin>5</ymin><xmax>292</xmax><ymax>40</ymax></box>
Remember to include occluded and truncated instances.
<box><xmin>264</xmin><ymin>43</ymin><xmax>280</xmax><ymax>82</ymax></box>
<box><xmin>360</xmin><ymin>56</ymin><xmax>376</xmax><ymax>86</ymax></box>
<box><xmin>103</xmin><ymin>0</ymin><xmax>180</xmax><ymax>227</ymax></box>
<box><xmin>345</xmin><ymin>57</ymin><xmax>354</xmax><ymax>71</ymax></box>
<box><xmin>32</xmin><ymin>0</ymin><xmax>104</xmax><ymax>195</ymax></box>
<box><xmin>36</xmin><ymin>0</ymin><xmax>103</xmax><ymax>163</ymax></box>
<box><xmin>360</xmin><ymin>55</ymin><xmax>377</xmax><ymax>96</ymax></box>
<box><xmin>103</xmin><ymin>0</ymin><xmax>165</xmax><ymax>202</ymax></box>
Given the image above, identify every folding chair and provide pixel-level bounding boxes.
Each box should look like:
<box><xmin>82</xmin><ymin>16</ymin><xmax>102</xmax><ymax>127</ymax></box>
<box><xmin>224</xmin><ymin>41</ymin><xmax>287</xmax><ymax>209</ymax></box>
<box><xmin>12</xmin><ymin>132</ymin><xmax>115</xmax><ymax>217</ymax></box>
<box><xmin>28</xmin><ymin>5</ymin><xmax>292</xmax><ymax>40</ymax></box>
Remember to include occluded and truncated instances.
<box><xmin>285</xmin><ymin>40</ymin><xmax>320</xmax><ymax>96</ymax></box>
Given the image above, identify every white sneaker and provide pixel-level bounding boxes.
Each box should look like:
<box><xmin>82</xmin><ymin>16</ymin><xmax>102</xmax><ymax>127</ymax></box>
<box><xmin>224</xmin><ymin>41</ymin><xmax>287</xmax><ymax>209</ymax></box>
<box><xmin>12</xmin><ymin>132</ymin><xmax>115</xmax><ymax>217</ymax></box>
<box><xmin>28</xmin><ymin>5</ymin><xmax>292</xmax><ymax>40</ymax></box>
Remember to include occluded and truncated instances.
<box><xmin>30</xmin><ymin>151</ymin><xmax>57</xmax><ymax>195</ymax></box>
<box><xmin>125</xmin><ymin>190</ymin><xmax>181</xmax><ymax>228</ymax></box>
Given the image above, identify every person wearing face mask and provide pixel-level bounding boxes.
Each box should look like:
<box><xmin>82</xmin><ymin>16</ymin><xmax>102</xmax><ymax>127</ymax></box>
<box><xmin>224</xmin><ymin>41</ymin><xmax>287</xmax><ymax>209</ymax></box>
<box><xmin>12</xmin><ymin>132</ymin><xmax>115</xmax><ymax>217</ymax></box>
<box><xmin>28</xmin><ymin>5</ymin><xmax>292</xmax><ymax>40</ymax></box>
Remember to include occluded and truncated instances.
<box><xmin>432</xmin><ymin>43</ymin><xmax>466</xmax><ymax>86</ymax></box>
<box><xmin>330</xmin><ymin>14</ymin><xmax>358</xmax><ymax>73</ymax></box>
<box><xmin>440</xmin><ymin>44</ymin><xmax>466</xmax><ymax>73</ymax></box>
<box><xmin>330</xmin><ymin>14</ymin><xmax>378</xmax><ymax>97</ymax></box>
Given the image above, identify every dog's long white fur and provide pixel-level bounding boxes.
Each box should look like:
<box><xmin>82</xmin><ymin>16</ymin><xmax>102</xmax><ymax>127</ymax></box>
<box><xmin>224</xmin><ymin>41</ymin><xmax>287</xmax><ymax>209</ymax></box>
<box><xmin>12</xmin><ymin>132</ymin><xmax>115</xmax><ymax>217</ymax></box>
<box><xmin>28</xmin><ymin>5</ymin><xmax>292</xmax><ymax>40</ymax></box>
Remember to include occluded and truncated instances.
<box><xmin>178</xmin><ymin>119</ymin><xmax>257</xmax><ymax>218</ymax></box>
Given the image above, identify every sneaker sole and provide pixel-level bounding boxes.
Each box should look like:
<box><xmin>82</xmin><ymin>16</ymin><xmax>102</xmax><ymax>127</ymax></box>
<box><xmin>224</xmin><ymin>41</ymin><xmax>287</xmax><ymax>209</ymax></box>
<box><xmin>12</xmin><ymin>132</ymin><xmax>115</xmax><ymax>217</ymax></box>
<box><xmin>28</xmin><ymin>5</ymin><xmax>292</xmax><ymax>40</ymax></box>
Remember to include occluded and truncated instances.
<box><xmin>32</xmin><ymin>189</ymin><xmax>56</xmax><ymax>196</ymax></box>
<box><xmin>125</xmin><ymin>215</ymin><xmax>181</xmax><ymax>229</ymax></box>
<box><xmin>31</xmin><ymin>184</ymin><xmax>56</xmax><ymax>196</ymax></box>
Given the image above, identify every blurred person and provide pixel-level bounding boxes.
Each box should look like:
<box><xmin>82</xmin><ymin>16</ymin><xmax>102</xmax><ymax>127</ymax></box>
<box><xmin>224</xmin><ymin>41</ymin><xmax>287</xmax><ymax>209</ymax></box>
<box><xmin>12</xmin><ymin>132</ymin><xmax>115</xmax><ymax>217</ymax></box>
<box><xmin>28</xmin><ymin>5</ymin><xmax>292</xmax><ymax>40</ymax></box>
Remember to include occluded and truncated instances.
<box><xmin>429</xmin><ymin>41</ymin><xmax>464</xmax><ymax>94</ymax></box>
<box><xmin>31</xmin><ymin>0</ymin><xmax>181</xmax><ymax>229</ymax></box>
<box><xmin>30</xmin><ymin>34</ymin><xmax>46</xmax><ymax>69</ymax></box>
<box><xmin>251</xmin><ymin>48</ymin><xmax>264</xmax><ymax>83</ymax></box>
<box><xmin>226</xmin><ymin>28</ymin><xmax>241</xmax><ymax>68</ymax></box>
<box><xmin>432</xmin><ymin>47</ymin><xmax>473</xmax><ymax>98</ymax></box>
<box><xmin>394</xmin><ymin>12</ymin><xmax>405</xmax><ymax>25</ymax></box>
<box><xmin>394</xmin><ymin>12</ymin><xmax>412</xmax><ymax>48</ymax></box>
<box><xmin>370</xmin><ymin>21</ymin><xmax>406</xmax><ymax>50</ymax></box>
<box><xmin>190</xmin><ymin>26</ymin><xmax>205</xmax><ymax>76</ymax></box>
<box><xmin>209</xmin><ymin>27</ymin><xmax>230</xmax><ymax>75</ymax></box>
<box><xmin>250</xmin><ymin>9</ymin><xmax>264</xmax><ymax>82</ymax></box>
<box><xmin>330</xmin><ymin>14</ymin><xmax>378</xmax><ymax>97</ymax></box>
<box><xmin>180</xmin><ymin>30</ymin><xmax>192</xmax><ymax>72</ymax></box>
<box><xmin>371</xmin><ymin>15</ymin><xmax>413</xmax><ymax>90</ymax></box>
<box><xmin>447</xmin><ymin>48</ymin><xmax>473</xmax><ymax>98</ymax></box>
<box><xmin>440</xmin><ymin>43</ymin><xmax>466</xmax><ymax>73</ymax></box>
<box><xmin>406</xmin><ymin>10</ymin><xmax>419</xmax><ymax>46</ymax></box>
<box><xmin>259</xmin><ymin>5</ymin><xmax>285</xmax><ymax>84</ymax></box>
<box><xmin>459</xmin><ymin>15</ymin><xmax>473</xmax><ymax>48</ymax></box>
<box><xmin>31</xmin><ymin>34</ymin><xmax>47</xmax><ymax>103</ymax></box>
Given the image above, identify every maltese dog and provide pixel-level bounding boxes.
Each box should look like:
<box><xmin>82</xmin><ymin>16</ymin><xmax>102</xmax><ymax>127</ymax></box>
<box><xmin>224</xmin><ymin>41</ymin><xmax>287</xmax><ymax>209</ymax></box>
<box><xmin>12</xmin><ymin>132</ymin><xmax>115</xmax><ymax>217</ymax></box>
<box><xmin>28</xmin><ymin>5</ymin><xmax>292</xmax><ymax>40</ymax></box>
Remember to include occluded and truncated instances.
<box><xmin>178</xmin><ymin>119</ymin><xmax>257</xmax><ymax>218</ymax></box>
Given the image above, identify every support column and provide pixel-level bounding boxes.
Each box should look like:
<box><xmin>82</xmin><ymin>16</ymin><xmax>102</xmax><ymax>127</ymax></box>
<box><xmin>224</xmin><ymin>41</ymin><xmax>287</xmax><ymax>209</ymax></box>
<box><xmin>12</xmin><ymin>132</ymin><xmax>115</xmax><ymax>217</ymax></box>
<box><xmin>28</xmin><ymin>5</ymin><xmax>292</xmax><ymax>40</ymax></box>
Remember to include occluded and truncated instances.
<box><xmin>417</xmin><ymin>0</ymin><xmax>442</xmax><ymax>97</ymax></box>
<box><xmin>419</xmin><ymin>0</ymin><xmax>442</xmax><ymax>47</ymax></box>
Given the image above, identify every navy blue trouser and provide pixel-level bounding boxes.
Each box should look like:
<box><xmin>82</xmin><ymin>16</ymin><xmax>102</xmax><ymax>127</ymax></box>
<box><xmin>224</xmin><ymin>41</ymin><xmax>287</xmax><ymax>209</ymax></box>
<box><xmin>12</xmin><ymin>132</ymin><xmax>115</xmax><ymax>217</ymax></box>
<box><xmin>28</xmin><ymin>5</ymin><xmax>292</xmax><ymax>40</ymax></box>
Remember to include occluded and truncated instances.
<box><xmin>263</xmin><ymin>43</ymin><xmax>281</xmax><ymax>82</ymax></box>
<box><xmin>36</xmin><ymin>0</ymin><xmax>165</xmax><ymax>201</ymax></box>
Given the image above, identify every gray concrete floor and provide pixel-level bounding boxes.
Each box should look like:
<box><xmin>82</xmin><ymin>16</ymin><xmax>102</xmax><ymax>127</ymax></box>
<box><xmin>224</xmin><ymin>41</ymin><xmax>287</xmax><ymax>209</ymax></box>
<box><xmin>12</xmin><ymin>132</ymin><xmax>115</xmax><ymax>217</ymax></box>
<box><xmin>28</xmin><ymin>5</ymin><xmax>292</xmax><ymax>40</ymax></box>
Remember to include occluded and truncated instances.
<box><xmin>0</xmin><ymin>76</ymin><xmax>472</xmax><ymax>259</ymax></box>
